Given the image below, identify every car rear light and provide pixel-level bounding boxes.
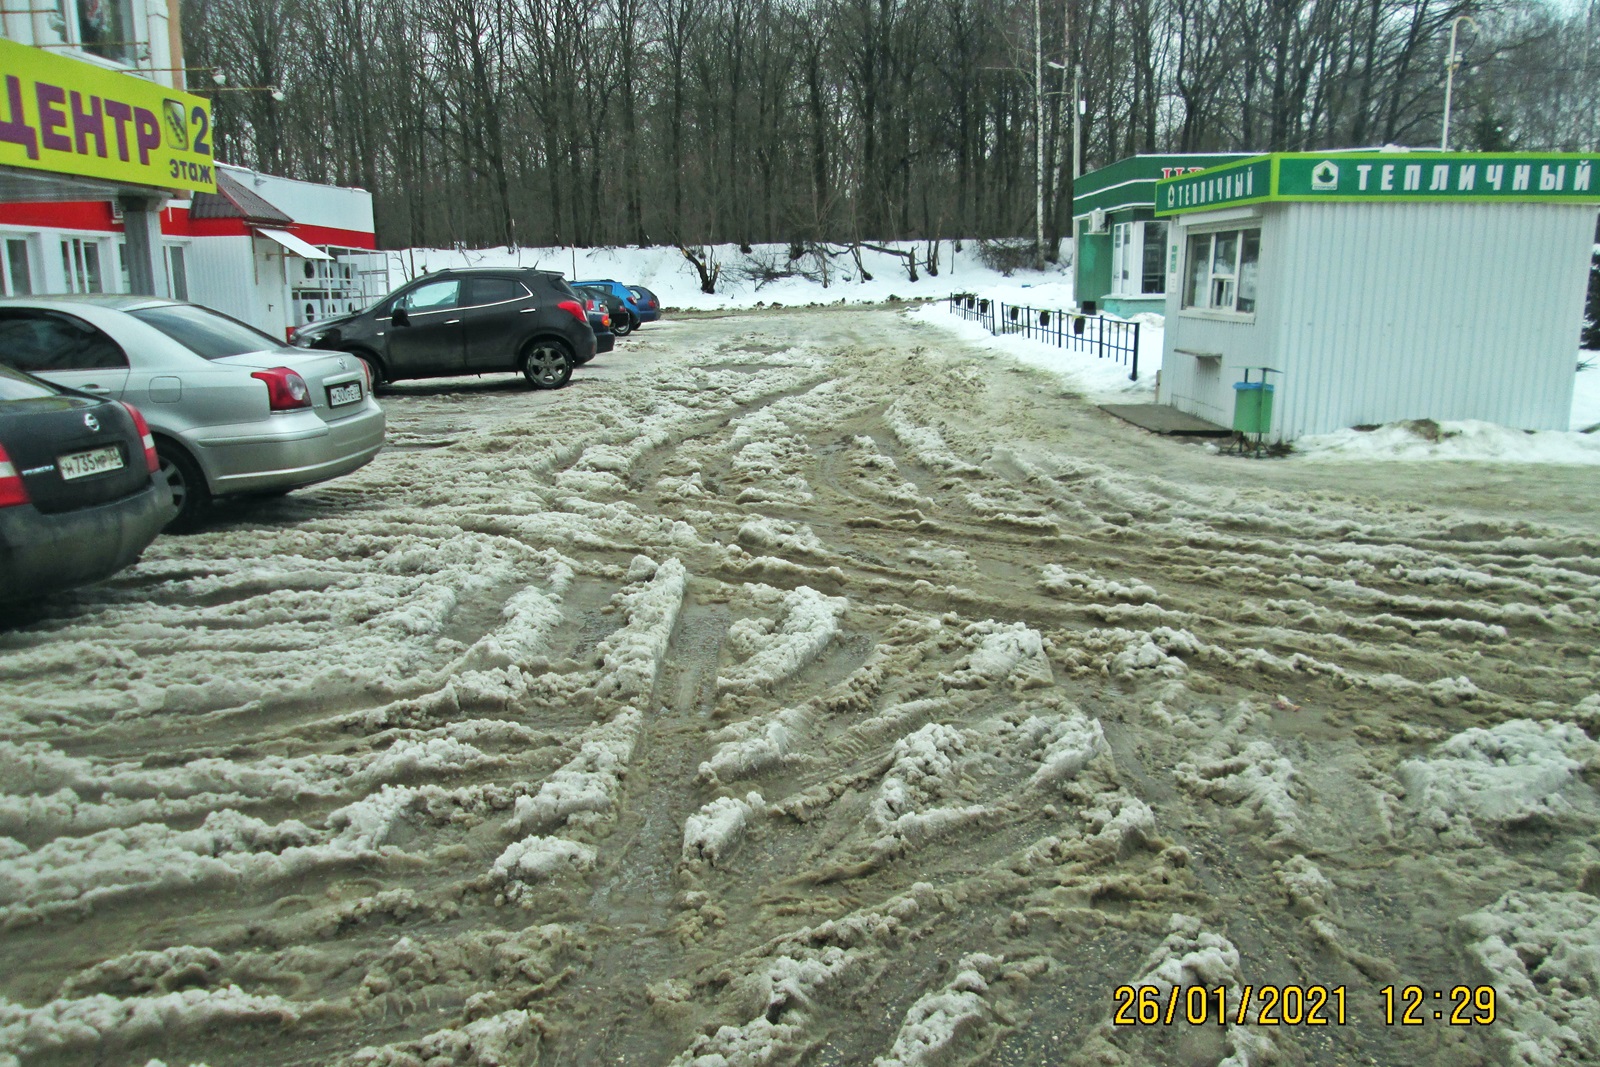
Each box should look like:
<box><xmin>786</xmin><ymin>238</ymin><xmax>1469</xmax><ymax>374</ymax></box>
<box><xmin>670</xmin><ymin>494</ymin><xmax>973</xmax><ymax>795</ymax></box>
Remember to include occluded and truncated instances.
<box><xmin>0</xmin><ymin>443</ymin><xmax>28</xmax><ymax>508</ymax></box>
<box><xmin>557</xmin><ymin>299</ymin><xmax>587</xmax><ymax>325</ymax></box>
<box><xmin>602</xmin><ymin>313</ymin><xmax>611</xmax><ymax>328</ymax></box>
<box><xmin>251</xmin><ymin>367</ymin><xmax>312</xmax><ymax>411</ymax></box>
<box><xmin>119</xmin><ymin>402</ymin><xmax>160</xmax><ymax>473</ymax></box>
<box><xmin>648</xmin><ymin>299</ymin><xmax>658</xmax><ymax>308</ymax></box>
<box><xmin>357</xmin><ymin>357</ymin><xmax>372</xmax><ymax>393</ymax></box>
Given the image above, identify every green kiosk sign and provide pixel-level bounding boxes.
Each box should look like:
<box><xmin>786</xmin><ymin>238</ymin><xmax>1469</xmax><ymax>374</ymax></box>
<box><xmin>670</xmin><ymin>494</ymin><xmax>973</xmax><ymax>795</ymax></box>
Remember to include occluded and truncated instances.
<box><xmin>1156</xmin><ymin>152</ymin><xmax>1600</xmax><ymax>216</ymax></box>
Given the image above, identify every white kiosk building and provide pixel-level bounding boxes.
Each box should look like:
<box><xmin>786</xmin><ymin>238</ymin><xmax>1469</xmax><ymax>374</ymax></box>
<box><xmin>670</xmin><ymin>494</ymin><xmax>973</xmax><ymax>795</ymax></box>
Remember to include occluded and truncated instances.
<box><xmin>1154</xmin><ymin>151</ymin><xmax>1599</xmax><ymax>441</ymax></box>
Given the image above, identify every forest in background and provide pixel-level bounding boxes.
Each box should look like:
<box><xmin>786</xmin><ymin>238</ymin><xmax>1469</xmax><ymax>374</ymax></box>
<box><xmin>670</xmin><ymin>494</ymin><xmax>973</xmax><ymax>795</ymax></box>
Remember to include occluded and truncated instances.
<box><xmin>180</xmin><ymin>0</ymin><xmax>1600</xmax><ymax>252</ymax></box>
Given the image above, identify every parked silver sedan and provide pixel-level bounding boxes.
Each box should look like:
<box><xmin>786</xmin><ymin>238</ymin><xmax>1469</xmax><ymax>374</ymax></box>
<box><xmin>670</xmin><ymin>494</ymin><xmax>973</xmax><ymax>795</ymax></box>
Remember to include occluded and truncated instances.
<box><xmin>0</xmin><ymin>295</ymin><xmax>385</xmax><ymax>528</ymax></box>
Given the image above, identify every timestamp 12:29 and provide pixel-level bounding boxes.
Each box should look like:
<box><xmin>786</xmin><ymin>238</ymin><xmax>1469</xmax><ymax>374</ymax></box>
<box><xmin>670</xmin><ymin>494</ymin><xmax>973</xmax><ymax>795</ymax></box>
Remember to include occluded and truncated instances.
<box><xmin>1382</xmin><ymin>985</ymin><xmax>1496</xmax><ymax>1025</ymax></box>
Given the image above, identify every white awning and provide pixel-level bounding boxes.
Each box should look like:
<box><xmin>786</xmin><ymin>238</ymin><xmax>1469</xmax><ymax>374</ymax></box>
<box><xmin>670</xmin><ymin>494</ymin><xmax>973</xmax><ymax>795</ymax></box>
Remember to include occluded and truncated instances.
<box><xmin>254</xmin><ymin>227</ymin><xmax>333</xmax><ymax>260</ymax></box>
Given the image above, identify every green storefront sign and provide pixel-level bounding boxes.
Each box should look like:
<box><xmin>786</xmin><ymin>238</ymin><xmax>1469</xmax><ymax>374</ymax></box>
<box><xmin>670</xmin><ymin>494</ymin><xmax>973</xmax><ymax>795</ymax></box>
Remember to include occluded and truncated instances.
<box><xmin>1156</xmin><ymin>152</ymin><xmax>1600</xmax><ymax>216</ymax></box>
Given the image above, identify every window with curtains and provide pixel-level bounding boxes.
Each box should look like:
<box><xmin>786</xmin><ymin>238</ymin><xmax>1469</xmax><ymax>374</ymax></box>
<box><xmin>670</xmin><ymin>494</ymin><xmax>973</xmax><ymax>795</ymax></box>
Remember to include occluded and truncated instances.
<box><xmin>1182</xmin><ymin>228</ymin><xmax>1261</xmax><ymax>315</ymax></box>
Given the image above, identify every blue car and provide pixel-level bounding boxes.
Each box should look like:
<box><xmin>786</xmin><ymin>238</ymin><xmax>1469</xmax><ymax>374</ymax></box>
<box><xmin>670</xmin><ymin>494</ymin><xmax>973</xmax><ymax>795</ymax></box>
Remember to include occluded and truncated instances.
<box><xmin>628</xmin><ymin>285</ymin><xmax>663</xmax><ymax>323</ymax></box>
<box><xmin>572</xmin><ymin>280</ymin><xmax>661</xmax><ymax>333</ymax></box>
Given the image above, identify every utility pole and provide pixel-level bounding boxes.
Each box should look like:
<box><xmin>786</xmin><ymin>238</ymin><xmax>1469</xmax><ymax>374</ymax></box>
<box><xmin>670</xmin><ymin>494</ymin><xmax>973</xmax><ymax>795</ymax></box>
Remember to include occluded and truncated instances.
<box><xmin>1034</xmin><ymin>0</ymin><xmax>1046</xmax><ymax>269</ymax></box>
<box><xmin>1046</xmin><ymin>0</ymin><xmax>1081</xmax><ymax>266</ymax></box>
<box><xmin>1441</xmin><ymin>15</ymin><xmax>1477</xmax><ymax>150</ymax></box>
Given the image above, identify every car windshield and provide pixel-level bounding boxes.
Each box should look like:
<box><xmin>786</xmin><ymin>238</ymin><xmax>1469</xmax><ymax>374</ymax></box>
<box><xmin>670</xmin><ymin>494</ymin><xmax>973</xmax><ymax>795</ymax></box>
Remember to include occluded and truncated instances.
<box><xmin>0</xmin><ymin>364</ymin><xmax>58</xmax><ymax>401</ymax></box>
<box><xmin>130</xmin><ymin>304</ymin><xmax>285</xmax><ymax>360</ymax></box>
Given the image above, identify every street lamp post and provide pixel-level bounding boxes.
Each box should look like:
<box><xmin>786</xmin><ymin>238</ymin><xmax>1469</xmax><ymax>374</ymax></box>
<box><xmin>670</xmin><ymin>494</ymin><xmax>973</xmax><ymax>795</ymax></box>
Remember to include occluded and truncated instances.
<box><xmin>1441</xmin><ymin>15</ymin><xmax>1477</xmax><ymax>151</ymax></box>
<box><xmin>1046</xmin><ymin>58</ymin><xmax>1083</xmax><ymax>255</ymax></box>
<box><xmin>1033</xmin><ymin>0</ymin><xmax>1045</xmax><ymax>268</ymax></box>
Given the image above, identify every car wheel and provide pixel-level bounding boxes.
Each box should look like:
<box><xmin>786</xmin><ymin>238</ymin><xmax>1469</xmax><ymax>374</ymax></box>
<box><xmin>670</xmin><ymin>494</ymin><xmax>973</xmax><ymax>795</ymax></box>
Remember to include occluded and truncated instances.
<box><xmin>157</xmin><ymin>441</ymin><xmax>212</xmax><ymax>531</ymax></box>
<box><xmin>611</xmin><ymin>313</ymin><xmax>633</xmax><ymax>337</ymax></box>
<box><xmin>522</xmin><ymin>340</ymin><xmax>573</xmax><ymax>389</ymax></box>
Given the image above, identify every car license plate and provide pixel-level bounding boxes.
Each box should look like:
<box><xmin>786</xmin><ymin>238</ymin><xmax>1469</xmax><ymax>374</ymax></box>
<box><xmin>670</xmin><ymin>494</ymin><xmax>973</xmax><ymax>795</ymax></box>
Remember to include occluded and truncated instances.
<box><xmin>327</xmin><ymin>382</ymin><xmax>363</xmax><ymax>407</ymax></box>
<box><xmin>58</xmin><ymin>445</ymin><xmax>125</xmax><ymax>481</ymax></box>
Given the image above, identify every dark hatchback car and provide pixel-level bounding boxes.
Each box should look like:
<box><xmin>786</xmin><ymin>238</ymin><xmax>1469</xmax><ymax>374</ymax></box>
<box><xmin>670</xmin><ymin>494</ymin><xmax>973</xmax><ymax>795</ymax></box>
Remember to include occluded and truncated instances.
<box><xmin>580</xmin><ymin>296</ymin><xmax>616</xmax><ymax>356</ymax></box>
<box><xmin>0</xmin><ymin>363</ymin><xmax>172</xmax><ymax>604</ymax></box>
<box><xmin>291</xmin><ymin>268</ymin><xmax>595</xmax><ymax>390</ymax></box>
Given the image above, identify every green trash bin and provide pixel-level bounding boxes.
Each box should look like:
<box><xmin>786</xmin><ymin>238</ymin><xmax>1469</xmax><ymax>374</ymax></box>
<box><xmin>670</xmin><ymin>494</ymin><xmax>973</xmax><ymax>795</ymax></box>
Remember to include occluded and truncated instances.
<box><xmin>1232</xmin><ymin>381</ymin><xmax>1275</xmax><ymax>436</ymax></box>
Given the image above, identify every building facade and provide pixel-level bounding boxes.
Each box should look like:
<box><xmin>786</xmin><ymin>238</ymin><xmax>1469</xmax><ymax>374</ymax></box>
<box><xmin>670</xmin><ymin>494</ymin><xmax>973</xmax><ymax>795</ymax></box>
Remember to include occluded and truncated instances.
<box><xmin>0</xmin><ymin>1</ymin><xmax>211</xmax><ymax>296</ymax></box>
<box><xmin>1071</xmin><ymin>154</ymin><xmax>1248</xmax><ymax>318</ymax></box>
<box><xmin>1</xmin><ymin>6</ymin><xmax>381</xmax><ymax>336</ymax></box>
<box><xmin>1155</xmin><ymin>152</ymin><xmax>1600</xmax><ymax>440</ymax></box>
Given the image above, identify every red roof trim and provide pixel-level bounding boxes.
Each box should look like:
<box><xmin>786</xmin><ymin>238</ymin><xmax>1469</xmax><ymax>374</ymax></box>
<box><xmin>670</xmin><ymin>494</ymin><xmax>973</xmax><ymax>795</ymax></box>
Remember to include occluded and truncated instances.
<box><xmin>0</xmin><ymin>201</ymin><xmax>121</xmax><ymax>230</ymax></box>
<box><xmin>0</xmin><ymin>202</ymin><xmax>376</xmax><ymax>249</ymax></box>
<box><xmin>289</xmin><ymin>224</ymin><xmax>377</xmax><ymax>250</ymax></box>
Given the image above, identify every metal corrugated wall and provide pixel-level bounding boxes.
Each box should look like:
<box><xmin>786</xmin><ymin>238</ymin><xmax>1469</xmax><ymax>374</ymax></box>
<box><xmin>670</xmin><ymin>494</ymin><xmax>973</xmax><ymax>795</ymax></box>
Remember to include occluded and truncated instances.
<box><xmin>1269</xmin><ymin>201</ymin><xmax>1591</xmax><ymax>438</ymax></box>
<box><xmin>1158</xmin><ymin>209</ymin><xmax>1281</xmax><ymax>428</ymax></box>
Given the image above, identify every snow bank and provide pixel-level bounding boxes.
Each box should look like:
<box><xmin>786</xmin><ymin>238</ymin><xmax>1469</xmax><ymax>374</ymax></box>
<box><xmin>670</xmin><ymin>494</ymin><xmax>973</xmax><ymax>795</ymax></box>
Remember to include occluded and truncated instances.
<box><xmin>939</xmin><ymin>621</ymin><xmax>1053</xmax><ymax>691</ymax></box>
<box><xmin>871</xmin><ymin>724</ymin><xmax>989</xmax><ymax>855</ymax></box>
<box><xmin>872</xmin><ymin>954</ymin><xmax>1003</xmax><ymax>1066</ymax></box>
<box><xmin>592</xmin><ymin>557</ymin><xmax>688</xmax><ymax>705</ymax></box>
<box><xmin>347</xmin><ymin>1008</ymin><xmax>539</xmax><ymax>1066</ymax></box>
<box><xmin>1464</xmin><ymin>891</ymin><xmax>1600</xmax><ymax>1066</ymax></box>
<box><xmin>492</xmin><ymin>836</ymin><xmax>597</xmax><ymax>893</ymax></box>
<box><xmin>0</xmin><ymin>987</ymin><xmax>296</xmax><ymax>1060</ymax></box>
<box><xmin>668</xmin><ymin>947</ymin><xmax>858</xmax><ymax>1067</ymax></box>
<box><xmin>1027</xmin><ymin>714</ymin><xmax>1110</xmax><ymax>788</ymax></box>
<box><xmin>387</xmin><ymin>240</ymin><xmax>1056</xmax><ymax>313</ymax></box>
<box><xmin>681</xmin><ymin>792</ymin><xmax>764</xmax><ymax>867</ymax></box>
<box><xmin>699</xmin><ymin>707</ymin><xmax>809</xmax><ymax>784</ymax></box>
<box><xmin>1295</xmin><ymin>419</ymin><xmax>1600</xmax><ymax>465</ymax></box>
<box><xmin>1177</xmin><ymin>734</ymin><xmax>1301</xmax><ymax>845</ymax></box>
<box><xmin>1396</xmin><ymin>719</ymin><xmax>1599</xmax><ymax>844</ymax></box>
<box><xmin>505</xmin><ymin>708</ymin><xmax>644</xmax><ymax>834</ymax></box>
<box><xmin>717</xmin><ymin>586</ymin><xmax>848</xmax><ymax>694</ymax></box>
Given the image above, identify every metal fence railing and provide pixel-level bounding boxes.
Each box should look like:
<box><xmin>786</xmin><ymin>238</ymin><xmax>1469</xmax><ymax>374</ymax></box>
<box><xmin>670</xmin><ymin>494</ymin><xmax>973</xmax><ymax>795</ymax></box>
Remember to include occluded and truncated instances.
<box><xmin>946</xmin><ymin>293</ymin><xmax>1141</xmax><ymax>380</ymax></box>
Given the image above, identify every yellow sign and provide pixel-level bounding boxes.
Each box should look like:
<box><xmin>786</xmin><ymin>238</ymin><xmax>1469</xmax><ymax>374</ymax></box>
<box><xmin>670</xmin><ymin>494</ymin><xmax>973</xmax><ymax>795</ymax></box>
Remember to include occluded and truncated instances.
<box><xmin>0</xmin><ymin>38</ymin><xmax>216</xmax><ymax>193</ymax></box>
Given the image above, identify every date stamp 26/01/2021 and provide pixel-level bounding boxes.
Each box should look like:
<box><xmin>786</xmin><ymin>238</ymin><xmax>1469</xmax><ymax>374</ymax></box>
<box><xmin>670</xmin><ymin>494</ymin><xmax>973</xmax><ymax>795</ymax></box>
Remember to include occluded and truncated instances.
<box><xmin>1112</xmin><ymin>984</ymin><xmax>1498</xmax><ymax>1028</ymax></box>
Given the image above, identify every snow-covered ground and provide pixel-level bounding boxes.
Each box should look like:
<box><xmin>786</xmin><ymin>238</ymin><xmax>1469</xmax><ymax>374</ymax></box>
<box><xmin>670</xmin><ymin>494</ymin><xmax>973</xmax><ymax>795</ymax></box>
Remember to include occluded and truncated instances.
<box><xmin>394</xmin><ymin>241</ymin><xmax>1600</xmax><ymax>455</ymax></box>
<box><xmin>382</xmin><ymin>239</ymin><xmax>1049</xmax><ymax>311</ymax></box>
<box><xmin>2</xmin><ymin>302</ymin><xmax>1599</xmax><ymax>1066</ymax></box>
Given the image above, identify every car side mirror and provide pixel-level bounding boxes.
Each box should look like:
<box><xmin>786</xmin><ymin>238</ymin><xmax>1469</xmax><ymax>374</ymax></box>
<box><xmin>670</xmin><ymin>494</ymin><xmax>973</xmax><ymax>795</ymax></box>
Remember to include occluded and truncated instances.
<box><xmin>392</xmin><ymin>306</ymin><xmax>411</xmax><ymax>327</ymax></box>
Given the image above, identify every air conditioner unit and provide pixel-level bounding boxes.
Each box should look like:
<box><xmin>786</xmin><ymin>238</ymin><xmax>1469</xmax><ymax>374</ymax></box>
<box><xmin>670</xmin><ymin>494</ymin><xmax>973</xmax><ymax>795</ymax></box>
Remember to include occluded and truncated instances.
<box><xmin>1088</xmin><ymin>208</ymin><xmax>1107</xmax><ymax>233</ymax></box>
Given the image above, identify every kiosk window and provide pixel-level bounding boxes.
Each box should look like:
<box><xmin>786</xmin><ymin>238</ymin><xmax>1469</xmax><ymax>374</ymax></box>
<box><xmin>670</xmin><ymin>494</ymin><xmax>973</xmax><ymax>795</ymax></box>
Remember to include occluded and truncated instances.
<box><xmin>1182</xmin><ymin>227</ymin><xmax>1260</xmax><ymax>314</ymax></box>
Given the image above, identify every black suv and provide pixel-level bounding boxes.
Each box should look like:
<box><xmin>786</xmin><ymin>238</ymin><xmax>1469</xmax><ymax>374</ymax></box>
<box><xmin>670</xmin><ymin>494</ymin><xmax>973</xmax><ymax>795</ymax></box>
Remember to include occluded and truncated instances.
<box><xmin>290</xmin><ymin>268</ymin><xmax>596</xmax><ymax>390</ymax></box>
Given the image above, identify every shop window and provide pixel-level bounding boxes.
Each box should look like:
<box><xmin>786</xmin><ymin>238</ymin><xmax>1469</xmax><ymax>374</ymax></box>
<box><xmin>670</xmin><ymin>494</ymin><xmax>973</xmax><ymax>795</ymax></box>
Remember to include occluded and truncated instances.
<box><xmin>1111</xmin><ymin>220</ymin><xmax>1171</xmax><ymax>297</ymax></box>
<box><xmin>166</xmin><ymin>245</ymin><xmax>189</xmax><ymax>301</ymax></box>
<box><xmin>40</xmin><ymin>0</ymin><xmax>138</xmax><ymax>63</ymax></box>
<box><xmin>60</xmin><ymin>238</ymin><xmax>104</xmax><ymax>294</ymax></box>
<box><xmin>1182</xmin><ymin>227</ymin><xmax>1261</xmax><ymax>315</ymax></box>
<box><xmin>2</xmin><ymin>238</ymin><xmax>33</xmax><ymax>296</ymax></box>
<box><xmin>1141</xmin><ymin>222</ymin><xmax>1168</xmax><ymax>295</ymax></box>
